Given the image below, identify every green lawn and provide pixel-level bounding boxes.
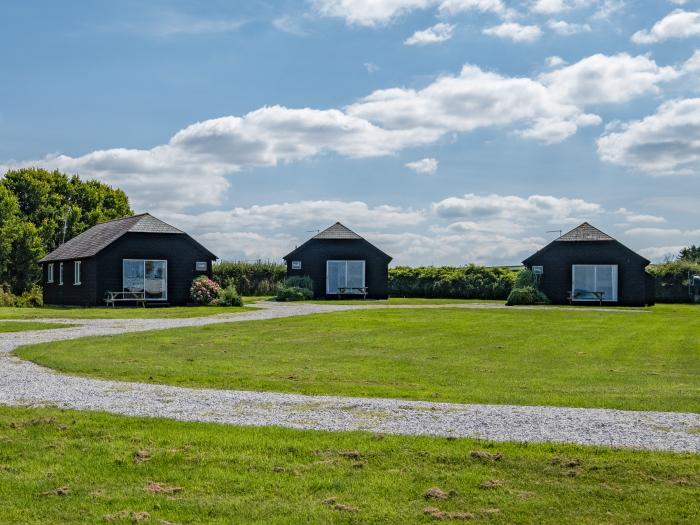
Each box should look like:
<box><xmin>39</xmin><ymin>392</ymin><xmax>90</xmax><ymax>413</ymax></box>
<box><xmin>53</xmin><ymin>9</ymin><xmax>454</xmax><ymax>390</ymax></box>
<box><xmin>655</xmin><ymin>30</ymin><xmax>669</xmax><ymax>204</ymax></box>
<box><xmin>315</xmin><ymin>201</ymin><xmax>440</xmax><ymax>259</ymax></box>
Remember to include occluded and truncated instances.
<box><xmin>0</xmin><ymin>305</ymin><xmax>255</xmax><ymax>320</ymax></box>
<box><xmin>16</xmin><ymin>304</ymin><xmax>700</xmax><ymax>412</ymax></box>
<box><xmin>0</xmin><ymin>321</ymin><xmax>72</xmax><ymax>333</ymax></box>
<box><xmin>304</xmin><ymin>298</ymin><xmax>504</xmax><ymax>305</ymax></box>
<box><xmin>0</xmin><ymin>406</ymin><xmax>697</xmax><ymax>524</ymax></box>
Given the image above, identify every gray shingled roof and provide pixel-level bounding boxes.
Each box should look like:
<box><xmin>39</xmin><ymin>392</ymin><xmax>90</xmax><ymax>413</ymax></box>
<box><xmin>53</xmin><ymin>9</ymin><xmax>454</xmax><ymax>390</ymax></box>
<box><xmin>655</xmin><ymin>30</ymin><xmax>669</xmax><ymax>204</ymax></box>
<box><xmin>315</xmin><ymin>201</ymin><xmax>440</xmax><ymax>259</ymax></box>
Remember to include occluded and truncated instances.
<box><xmin>39</xmin><ymin>213</ymin><xmax>184</xmax><ymax>262</ymax></box>
<box><xmin>313</xmin><ymin>222</ymin><xmax>363</xmax><ymax>240</ymax></box>
<box><xmin>557</xmin><ymin>222</ymin><xmax>614</xmax><ymax>242</ymax></box>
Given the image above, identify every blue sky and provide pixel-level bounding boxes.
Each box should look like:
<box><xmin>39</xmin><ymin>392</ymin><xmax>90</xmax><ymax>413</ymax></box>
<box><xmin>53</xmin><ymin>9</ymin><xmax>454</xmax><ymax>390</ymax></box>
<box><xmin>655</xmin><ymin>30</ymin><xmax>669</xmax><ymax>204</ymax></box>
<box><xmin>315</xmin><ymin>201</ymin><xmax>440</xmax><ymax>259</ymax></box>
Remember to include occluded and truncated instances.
<box><xmin>2</xmin><ymin>0</ymin><xmax>700</xmax><ymax>265</ymax></box>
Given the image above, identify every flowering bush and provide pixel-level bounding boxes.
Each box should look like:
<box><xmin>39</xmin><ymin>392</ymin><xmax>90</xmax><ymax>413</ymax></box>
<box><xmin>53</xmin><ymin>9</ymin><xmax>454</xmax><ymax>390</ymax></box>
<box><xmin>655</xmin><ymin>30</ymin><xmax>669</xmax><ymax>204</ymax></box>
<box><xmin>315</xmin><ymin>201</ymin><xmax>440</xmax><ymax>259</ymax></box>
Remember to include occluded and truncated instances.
<box><xmin>190</xmin><ymin>276</ymin><xmax>222</xmax><ymax>305</ymax></box>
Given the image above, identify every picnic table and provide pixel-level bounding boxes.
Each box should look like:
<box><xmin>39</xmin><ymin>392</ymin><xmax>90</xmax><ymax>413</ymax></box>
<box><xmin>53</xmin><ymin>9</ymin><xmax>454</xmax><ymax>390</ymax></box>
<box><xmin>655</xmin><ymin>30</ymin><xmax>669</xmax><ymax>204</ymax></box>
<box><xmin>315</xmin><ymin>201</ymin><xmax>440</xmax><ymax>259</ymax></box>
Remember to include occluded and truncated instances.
<box><xmin>337</xmin><ymin>286</ymin><xmax>368</xmax><ymax>299</ymax></box>
<box><xmin>104</xmin><ymin>291</ymin><xmax>146</xmax><ymax>307</ymax></box>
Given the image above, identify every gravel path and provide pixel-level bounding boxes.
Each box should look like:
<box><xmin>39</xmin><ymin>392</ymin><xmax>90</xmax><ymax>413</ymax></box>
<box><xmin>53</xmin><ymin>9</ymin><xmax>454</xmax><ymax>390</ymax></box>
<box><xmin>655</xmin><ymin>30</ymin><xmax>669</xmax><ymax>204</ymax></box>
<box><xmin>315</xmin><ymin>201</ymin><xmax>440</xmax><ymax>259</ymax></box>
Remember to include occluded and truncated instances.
<box><xmin>1</xmin><ymin>302</ymin><xmax>697</xmax><ymax>453</ymax></box>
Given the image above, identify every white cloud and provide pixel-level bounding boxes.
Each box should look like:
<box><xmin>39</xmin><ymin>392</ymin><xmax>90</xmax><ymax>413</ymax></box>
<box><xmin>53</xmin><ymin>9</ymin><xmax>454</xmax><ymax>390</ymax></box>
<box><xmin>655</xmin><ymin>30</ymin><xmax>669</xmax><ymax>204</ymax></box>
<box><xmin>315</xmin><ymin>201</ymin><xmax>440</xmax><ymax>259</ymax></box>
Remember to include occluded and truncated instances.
<box><xmin>312</xmin><ymin>0</ymin><xmax>509</xmax><ymax>26</ymax></box>
<box><xmin>404</xmin><ymin>23</ymin><xmax>455</xmax><ymax>46</ymax></box>
<box><xmin>531</xmin><ymin>0</ymin><xmax>596</xmax><ymax>14</ymax></box>
<box><xmin>625</xmin><ymin>227</ymin><xmax>683</xmax><ymax>236</ymax></box>
<box><xmin>539</xmin><ymin>53</ymin><xmax>681</xmax><ymax>105</ymax></box>
<box><xmin>405</xmin><ymin>158</ymin><xmax>439</xmax><ymax>174</ymax></box>
<box><xmin>597</xmin><ymin>98</ymin><xmax>700</xmax><ymax>176</ymax></box>
<box><xmin>591</xmin><ymin>0</ymin><xmax>625</xmax><ymax>20</ymax></box>
<box><xmin>638</xmin><ymin>245</ymin><xmax>686</xmax><ymax>262</ymax></box>
<box><xmin>272</xmin><ymin>16</ymin><xmax>309</xmax><ymax>36</ymax></box>
<box><xmin>432</xmin><ymin>193</ymin><xmax>601</xmax><ymax>225</ymax></box>
<box><xmin>632</xmin><ymin>9</ymin><xmax>700</xmax><ymax>44</ymax></box>
<box><xmin>615</xmin><ymin>208</ymin><xmax>666</xmax><ymax>224</ymax></box>
<box><xmin>546</xmin><ymin>55</ymin><xmax>567</xmax><ymax>67</ymax></box>
<box><xmin>348</xmin><ymin>64</ymin><xmax>600</xmax><ymax>144</ymax></box>
<box><xmin>364</xmin><ymin>62</ymin><xmax>380</xmax><ymax>73</ymax></box>
<box><xmin>483</xmin><ymin>23</ymin><xmax>543</xmax><ymax>42</ymax></box>
<box><xmin>110</xmin><ymin>10</ymin><xmax>245</xmax><ymax>37</ymax></box>
<box><xmin>547</xmin><ymin>19</ymin><xmax>592</xmax><ymax>35</ymax></box>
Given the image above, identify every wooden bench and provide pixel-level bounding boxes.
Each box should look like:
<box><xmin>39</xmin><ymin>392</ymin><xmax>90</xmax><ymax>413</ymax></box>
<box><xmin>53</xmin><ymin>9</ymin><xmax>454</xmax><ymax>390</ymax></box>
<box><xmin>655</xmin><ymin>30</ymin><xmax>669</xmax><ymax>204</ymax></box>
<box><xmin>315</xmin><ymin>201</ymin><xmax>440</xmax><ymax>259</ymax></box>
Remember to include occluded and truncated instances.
<box><xmin>337</xmin><ymin>286</ymin><xmax>368</xmax><ymax>299</ymax></box>
<box><xmin>104</xmin><ymin>291</ymin><xmax>146</xmax><ymax>308</ymax></box>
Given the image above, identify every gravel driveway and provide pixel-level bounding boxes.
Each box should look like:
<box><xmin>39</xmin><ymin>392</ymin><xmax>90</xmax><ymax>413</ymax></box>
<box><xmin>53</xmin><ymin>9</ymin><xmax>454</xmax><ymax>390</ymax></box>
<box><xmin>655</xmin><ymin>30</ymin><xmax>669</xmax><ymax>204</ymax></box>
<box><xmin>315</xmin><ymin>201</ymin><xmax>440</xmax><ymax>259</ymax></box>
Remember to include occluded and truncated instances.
<box><xmin>1</xmin><ymin>302</ymin><xmax>698</xmax><ymax>453</ymax></box>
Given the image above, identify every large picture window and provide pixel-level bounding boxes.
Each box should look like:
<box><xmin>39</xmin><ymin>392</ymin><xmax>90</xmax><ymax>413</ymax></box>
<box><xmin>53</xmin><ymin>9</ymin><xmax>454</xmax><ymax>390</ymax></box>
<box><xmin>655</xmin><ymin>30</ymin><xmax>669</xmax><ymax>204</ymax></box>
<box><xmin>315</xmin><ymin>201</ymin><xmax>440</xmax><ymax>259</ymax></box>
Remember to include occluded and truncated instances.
<box><xmin>572</xmin><ymin>265</ymin><xmax>618</xmax><ymax>301</ymax></box>
<box><xmin>326</xmin><ymin>260</ymin><xmax>365</xmax><ymax>294</ymax></box>
<box><xmin>123</xmin><ymin>259</ymin><xmax>167</xmax><ymax>300</ymax></box>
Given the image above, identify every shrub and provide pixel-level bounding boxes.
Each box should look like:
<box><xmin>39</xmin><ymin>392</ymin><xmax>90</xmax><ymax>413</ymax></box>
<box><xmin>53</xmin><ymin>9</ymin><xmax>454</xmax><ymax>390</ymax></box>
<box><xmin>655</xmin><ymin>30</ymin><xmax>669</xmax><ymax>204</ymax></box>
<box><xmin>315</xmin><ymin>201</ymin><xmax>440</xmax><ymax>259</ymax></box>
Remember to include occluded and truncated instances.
<box><xmin>647</xmin><ymin>260</ymin><xmax>700</xmax><ymax>303</ymax></box>
<box><xmin>506</xmin><ymin>286</ymin><xmax>549</xmax><ymax>306</ymax></box>
<box><xmin>0</xmin><ymin>285</ymin><xmax>43</xmax><ymax>307</ymax></box>
<box><xmin>218</xmin><ymin>284</ymin><xmax>243</xmax><ymax>307</ymax></box>
<box><xmin>284</xmin><ymin>275</ymin><xmax>313</xmax><ymax>291</ymax></box>
<box><xmin>275</xmin><ymin>285</ymin><xmax>313</xmax><ymax>302</ymax></box>
<box><xmin>513</xmin><ymin>269</ymin><xmax>537</xmax><ymax>289</ymax></box>
<box><xmin>212</xmin><ymin>261</ymin><xmax>286</xmax><ymax>296</ymax></box>
<box><xmin>190</xmin><ymin>276</ymin><xmax>222</xmax><ymax>306</ymax></box>
<box><xmin>388</xmin><ymin>265</ymin><xmax>517</xmax><ymax>300</ymax></box>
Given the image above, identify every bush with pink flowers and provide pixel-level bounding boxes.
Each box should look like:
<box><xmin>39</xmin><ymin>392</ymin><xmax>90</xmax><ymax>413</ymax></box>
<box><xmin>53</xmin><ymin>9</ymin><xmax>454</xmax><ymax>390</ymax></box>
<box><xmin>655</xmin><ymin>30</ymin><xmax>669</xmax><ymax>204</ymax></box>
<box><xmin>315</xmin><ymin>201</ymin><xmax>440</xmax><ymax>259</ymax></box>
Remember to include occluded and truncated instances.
<box><xmin>189</xmin><ymin>276</ymin><xmax>222</xmax><ymax>305</ymax></box>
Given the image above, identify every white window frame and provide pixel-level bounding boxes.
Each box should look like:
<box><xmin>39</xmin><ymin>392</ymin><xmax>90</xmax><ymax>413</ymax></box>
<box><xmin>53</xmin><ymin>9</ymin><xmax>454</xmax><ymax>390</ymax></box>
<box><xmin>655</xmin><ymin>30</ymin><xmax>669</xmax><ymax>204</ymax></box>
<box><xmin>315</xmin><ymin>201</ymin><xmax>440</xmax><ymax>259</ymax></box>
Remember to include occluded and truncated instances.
<box><xmin>326</xmin><ymin>260</ymin><xmax>366</xmax><ymax>294</ymax></box>
<box><xmin>571</xmin><ymin>264</ymin><xmax>618</xmax><ymax>302</ymax></box>
<box><xmin>58</xmin><ymin>263</ymin><xmax>64</xmax><ymax>286</ymax></box>
<box><xmin>122</xmin><ymin>259</ymin><xmax>168</xmax><ymax>301</ymax></box>
<box><xmin>73</xmin><ymin>261</ymin><xmax>82</xmax><ymax>285</ymax></box>
<box><xmin>47</xmin><ymin>263</ymin><xmax>54</xmax><ymax>284</ymax></box>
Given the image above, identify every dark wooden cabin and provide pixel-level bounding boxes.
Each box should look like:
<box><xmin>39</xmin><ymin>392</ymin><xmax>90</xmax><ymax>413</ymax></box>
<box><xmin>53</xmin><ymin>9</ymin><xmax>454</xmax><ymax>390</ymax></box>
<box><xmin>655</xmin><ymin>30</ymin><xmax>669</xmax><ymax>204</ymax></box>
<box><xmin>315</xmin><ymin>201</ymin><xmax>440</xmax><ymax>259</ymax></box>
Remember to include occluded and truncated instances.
<box><xmin>283</xmin><ymin>222</ymin><xmax>392</xmax><ymax>299</ymax></box>
<box><xmin>40</xmin><ymin>213</ymin><xmax>217</xmax><ymax>306</ymax></box>
<box><xmin>522</xmin><ymin>222</ymin><xmax>655</xmax><ymax>306</ymax></box>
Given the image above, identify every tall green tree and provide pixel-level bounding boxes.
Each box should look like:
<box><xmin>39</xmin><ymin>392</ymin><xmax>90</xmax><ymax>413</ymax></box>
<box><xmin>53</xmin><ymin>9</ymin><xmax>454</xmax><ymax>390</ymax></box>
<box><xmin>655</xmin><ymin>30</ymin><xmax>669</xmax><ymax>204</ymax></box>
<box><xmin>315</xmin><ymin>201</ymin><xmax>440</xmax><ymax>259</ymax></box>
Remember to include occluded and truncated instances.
<box><xmin>0</xmin><ymin>168</ymin><xmax>133</xmax><ymax>293</ymax></box>
<box><xmin>678</xmin><ymin>245</ymin><xmax>700</xmax><ymax>263</ymax></box>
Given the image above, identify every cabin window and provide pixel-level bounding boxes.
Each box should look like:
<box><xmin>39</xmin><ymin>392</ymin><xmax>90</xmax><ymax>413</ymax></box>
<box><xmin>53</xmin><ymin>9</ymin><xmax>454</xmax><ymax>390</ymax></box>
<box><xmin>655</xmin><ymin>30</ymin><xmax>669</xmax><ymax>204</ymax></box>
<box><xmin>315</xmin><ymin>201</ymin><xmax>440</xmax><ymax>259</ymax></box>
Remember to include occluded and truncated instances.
<box><xmin>123</xmin><ymin>259</ymin><xmax>168</xmax><ymax>300</ymax></box>
<box><xmin>326</xmin><ymin>260</ymin><xmax>365</xmax><ymax>294</ymax></box>
<box><xmin>572</xmin><ymin>265</ymin><xmax>618</xmax><ymax>301</ymax></box>
<box><xmin>47</xmin><ymin>263</ymin><xmax>54</xmax><ymax>283</ymax></box>
<box><xmin>59</xmin><ymin>263</ymin><xmax>64</xmax><ymax>286</ymax></box>
<box><xmin>74</xmin><ymin>261</ymin><xmax>81</xmax><ymax>285</ymax></box>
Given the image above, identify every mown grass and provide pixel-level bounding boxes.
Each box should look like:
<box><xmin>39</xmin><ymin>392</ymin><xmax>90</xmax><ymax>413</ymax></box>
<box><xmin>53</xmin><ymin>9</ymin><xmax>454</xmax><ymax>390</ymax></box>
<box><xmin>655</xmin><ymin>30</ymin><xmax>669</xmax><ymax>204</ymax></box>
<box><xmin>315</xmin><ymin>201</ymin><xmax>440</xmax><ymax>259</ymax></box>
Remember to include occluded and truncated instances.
<box><xmin>0</xmin><ymin>305</ymin><xmax>255</xmax><ymax>320</ymax></box>
<box><xmin>16</xmin><ymin>305</ymin><xmax>700</xmax><ymax>412</ymax></box>
<box><xmin>0</xmin><ymin>321</ymin><xmax>72</xmax><ymax>333</ymax></box>
<box><xmin>0</xmin><ymin>406</ymin><xmax>697</xmax><ymax>524</ymax></box>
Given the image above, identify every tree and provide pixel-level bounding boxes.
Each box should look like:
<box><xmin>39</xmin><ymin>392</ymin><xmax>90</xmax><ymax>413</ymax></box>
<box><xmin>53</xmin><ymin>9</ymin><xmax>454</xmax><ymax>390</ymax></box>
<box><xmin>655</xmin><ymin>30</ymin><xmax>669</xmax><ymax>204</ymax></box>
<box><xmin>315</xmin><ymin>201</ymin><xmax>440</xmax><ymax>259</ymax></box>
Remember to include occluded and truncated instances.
<box><xmin>0</xmin><ymin>168</ymin><xmax>133</xmax><ymax>294</ymax></box>
<box><xmin>678</xmin><ymin>245</ymin><xmax>700</xmax><ymax>263</ymax></box>
<box><xmin>1</xmin><ymin>168</ymin><xmax>132</xmax><ymax>253</ymax></box>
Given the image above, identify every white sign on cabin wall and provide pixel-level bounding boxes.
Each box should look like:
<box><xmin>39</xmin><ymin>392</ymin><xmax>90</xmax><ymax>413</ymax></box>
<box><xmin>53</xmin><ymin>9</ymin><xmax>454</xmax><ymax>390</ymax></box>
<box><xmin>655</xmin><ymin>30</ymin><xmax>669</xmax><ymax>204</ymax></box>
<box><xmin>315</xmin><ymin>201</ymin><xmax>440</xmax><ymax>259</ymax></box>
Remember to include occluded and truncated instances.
<box><xmin>291</xmin><ymin>261</ymin><xmax>302</xmax><ymax>270</ymax></box>
<box><xmin>195</xmin><ymin>261</ymin><xmax>208</xmax><ymax>271</ymax></box>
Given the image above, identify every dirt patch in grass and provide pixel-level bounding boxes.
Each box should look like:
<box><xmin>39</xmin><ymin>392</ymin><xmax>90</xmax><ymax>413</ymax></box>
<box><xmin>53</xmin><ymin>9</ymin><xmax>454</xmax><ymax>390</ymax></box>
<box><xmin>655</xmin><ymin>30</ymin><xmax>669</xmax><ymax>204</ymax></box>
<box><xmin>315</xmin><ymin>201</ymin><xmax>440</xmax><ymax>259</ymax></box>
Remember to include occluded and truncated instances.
<box><xmin>480</xmin><ymin>479</ymin><xmax>505</xmax><ymax>489</ymax></box>
<box><xmin>104</xmin><ymin>510</ymin><xmax>150</xmax><ymax>522</ymax></box>
<box><xmin>40</xmin><ymin>486</ymin><xmax>70</xmax><ymax>496</ymax></box>
<box><xmin>423</xmin><ymin>507</ymin><xmax>474</xmax><ymax>520</ymax></box>
<box><xmin>424</xmin><ymin>487</ymin><xmax>451</xmax><ymax>500</ymax></box>
<box><xmin>470</xmin><ymin>450</ymin><xmax>502</xmax><ymax>462</ymax></box>
<box><xmin>133</xmin><ymin>450</ymin><xmax>151</xmax><ymax>464</ymax></box>
<box><xmin>145</xmin><ymin>482</ymin><xmax>183</xmax><ymax>494</ymax></box>
<box><xmin>322</xmin><ymin>497</ymin><xmax>358</xmax><ymax>513</ymax></box>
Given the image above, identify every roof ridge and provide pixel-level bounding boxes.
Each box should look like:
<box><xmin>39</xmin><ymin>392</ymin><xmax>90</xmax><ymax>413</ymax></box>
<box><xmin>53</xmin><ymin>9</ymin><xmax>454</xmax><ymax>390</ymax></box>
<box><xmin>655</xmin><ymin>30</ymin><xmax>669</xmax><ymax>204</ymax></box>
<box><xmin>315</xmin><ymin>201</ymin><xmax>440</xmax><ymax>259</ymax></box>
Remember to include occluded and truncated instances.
<box><xmin>93</xmin><ymin>213</ymin><xmax>148</xmax><ymax>226</ymax></box>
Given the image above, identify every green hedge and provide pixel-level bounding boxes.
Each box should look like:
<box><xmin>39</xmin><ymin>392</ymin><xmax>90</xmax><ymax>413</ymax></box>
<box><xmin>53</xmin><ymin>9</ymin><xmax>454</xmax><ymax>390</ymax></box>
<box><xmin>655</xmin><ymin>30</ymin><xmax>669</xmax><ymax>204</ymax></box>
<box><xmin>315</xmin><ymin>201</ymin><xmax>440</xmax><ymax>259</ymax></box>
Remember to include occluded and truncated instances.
<box><xmin>647</xmin><ymin>260</ymin><xmax>700</xmax><ymax>303</ymax></box>
<box><xmin>212</xmin><ymin>261</ymin><xmax>286</xmax><ymax>296</ymax></box>
<box><xmin>388</xmin><ymin>265</ymin><xmax>517</xmax><ymax>300</ymax></box>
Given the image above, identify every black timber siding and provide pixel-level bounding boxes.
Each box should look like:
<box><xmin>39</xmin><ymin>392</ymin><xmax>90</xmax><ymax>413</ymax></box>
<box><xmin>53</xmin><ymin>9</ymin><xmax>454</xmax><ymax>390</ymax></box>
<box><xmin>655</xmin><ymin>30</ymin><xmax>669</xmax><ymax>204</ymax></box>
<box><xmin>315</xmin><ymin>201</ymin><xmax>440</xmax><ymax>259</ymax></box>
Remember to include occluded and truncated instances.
<box><xmin>524</xmin><ymin>240</ymin><xmax>654</xmax><ymax>307</ymax></box>
<box><xmin>285</xmin><ymin>239</ymin><xmax>390</xmax><ymax>299</ymax></box>
<box><xmin>43</xmin><ymin>232</ymin><xmax>214</xmax><ymax>306</ymax></box>
<box><xmin>42</xmin><ymin>258</ymin><xmax>97</xmax><ymax>307</ymax></box>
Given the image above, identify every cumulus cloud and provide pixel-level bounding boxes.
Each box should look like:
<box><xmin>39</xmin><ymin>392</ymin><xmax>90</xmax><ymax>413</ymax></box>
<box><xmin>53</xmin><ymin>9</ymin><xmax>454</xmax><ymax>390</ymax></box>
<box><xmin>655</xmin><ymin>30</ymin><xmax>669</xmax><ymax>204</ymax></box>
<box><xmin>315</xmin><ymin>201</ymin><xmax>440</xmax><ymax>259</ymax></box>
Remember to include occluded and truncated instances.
<box><xmin>531</xmin><ymin>0</ymin><xmax>599</xmax><ymax>14</ymax></box>
<box><xmin>483</xmin><ymin>23</ymin><xmax>543</xmax><ymax>42</ymax></box>
<box><xmin>348</xmin><ymin>64</ymin><xmax>600</xmax><ymax>144</ymax></box>
<box><xmin>5</xmin><ymin>51</ymin><xmax>695</xmax><ymax>212</ymax></box>
<box><xmin>312</xmin><ymin>0</ymin><xmax>510</xmax><ymax>26</ymax></box>
<box><xmin>638</xmin><ymin>245</ymin><xmax>686</xmax><ymax>262</ymax></box>
<box><xmin>615</xmin><ymin>208</ymin><xmax>666</xmax><ymax>224</ymax></box>
<box><xmin>547</xmin><ymin>19</ymin><xmax>591</xmax><ymax>35</ymax></box>
<box><xmin>405</xmin><ymin>158</ymin><xmax>439</xmax><ymax>175</ymax></box>
<box><xmin>546</xmin><ymin>56</ymin><xmax>567</xmax><ymax>68</ymax></box>
<box><xmin>597</xmin><ymin>98</ymin><xmax>700</xmax><ymax>176</ymax></box>
<box><xmin>404</xmin><ymin>23</ymin><xmax>455</xmax><ymax>46</ymax></box>
<box><xmin>432</xmin><ymin>193</ymin><xmax>602</xmax><ymax>234</ymax></box>
<box><xmin>632</xmin><ymin>9</ymin><xmax>700</xmax><ymax>44</ymax></box>
<box><xmin>539</xmin><ymin>53</ymin><xmax>681</xmax><ymax>105</ymax></box>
